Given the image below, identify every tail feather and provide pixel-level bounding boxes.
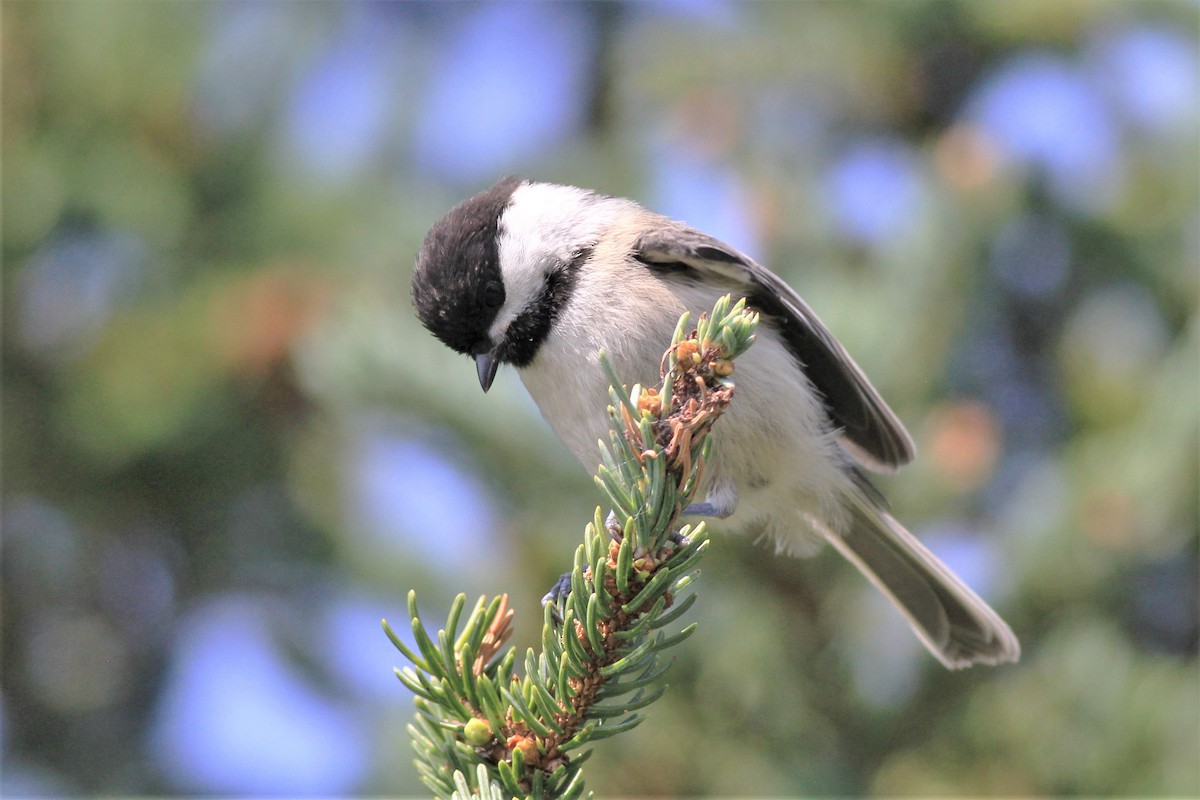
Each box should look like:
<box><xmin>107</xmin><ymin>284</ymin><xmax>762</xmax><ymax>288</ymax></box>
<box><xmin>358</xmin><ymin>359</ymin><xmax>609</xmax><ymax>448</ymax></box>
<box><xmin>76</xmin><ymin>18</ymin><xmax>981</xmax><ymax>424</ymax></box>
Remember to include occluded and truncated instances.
<box><xmin>824</xmin><ymin>491</ymin><xmax>1020</xmax><ymax>669</ymax></box>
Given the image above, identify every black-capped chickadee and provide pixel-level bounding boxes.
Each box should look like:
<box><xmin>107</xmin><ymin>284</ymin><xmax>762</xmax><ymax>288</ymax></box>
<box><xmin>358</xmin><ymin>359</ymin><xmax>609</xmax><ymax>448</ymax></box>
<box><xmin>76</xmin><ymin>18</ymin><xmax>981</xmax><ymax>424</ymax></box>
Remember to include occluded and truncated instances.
<box><xmin>411</xmin><ymin>176</ymin><xmax>1019</xmax><ymax>669</ymax></box>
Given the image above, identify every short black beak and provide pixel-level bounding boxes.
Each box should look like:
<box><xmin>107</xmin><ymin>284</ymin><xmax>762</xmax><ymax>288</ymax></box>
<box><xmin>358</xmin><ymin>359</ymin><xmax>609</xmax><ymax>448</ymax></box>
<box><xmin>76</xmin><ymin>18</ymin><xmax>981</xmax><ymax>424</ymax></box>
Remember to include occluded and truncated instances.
<box><xmin>474</xmin><ymin>347</ymin><xmax>501</xmax><ymax>393</ymax></box>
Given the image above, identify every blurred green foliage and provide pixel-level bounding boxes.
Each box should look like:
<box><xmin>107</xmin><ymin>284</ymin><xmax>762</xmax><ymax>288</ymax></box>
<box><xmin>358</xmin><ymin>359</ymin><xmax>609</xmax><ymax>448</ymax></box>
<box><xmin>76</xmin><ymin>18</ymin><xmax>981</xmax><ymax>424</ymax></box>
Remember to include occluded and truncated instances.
<box><xmin>2</xmin><ymin>1</ymin><xmax>1197</xmax><ymax>796</ymax></box>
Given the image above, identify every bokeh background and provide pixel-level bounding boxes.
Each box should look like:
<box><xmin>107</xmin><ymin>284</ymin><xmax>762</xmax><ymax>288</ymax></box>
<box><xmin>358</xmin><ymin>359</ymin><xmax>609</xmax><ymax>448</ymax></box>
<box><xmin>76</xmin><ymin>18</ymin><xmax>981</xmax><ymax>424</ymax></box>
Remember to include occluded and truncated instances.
<box><xmin>3</xmin><ymin>1</ymin><xmax>1198</xmax><ymax>796</ymax></box>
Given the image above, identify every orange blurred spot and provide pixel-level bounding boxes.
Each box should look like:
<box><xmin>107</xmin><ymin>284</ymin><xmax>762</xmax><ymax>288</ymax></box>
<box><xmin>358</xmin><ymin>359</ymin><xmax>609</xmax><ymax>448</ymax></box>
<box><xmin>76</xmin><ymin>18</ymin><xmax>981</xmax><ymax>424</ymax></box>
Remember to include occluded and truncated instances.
<box><xmin>210</xmin><ymin>266</ymin><xmax>332</xmax><ymax>375</ymax></box>
<box><xmin>1079</xmin><ymin>488</ymin><xmax>1137</xmax><ymax>550</ymax></box>
<box><xmin>926</xmin><ymin>400</ymin><xmax>1002</xmax><ymax>492</ymax></box>
<box><xmin>934</xmin><ymin>124</ymin><xmax>1000</xmax><ymax>192</ymax></box>
<box><xmin>669</xmin><ymin>89</ymin><xmax>743</xmax><ymax>159</ymax></box>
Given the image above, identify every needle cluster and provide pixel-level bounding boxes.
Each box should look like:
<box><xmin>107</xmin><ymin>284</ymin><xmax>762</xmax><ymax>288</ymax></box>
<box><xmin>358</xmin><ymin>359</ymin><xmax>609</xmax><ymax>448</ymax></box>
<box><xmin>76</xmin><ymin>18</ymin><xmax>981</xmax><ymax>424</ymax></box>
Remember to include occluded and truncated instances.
<box><xmin>384</xmin><ymin>296</ymin><xmax>759</xmax><ymax>799</ymax></box>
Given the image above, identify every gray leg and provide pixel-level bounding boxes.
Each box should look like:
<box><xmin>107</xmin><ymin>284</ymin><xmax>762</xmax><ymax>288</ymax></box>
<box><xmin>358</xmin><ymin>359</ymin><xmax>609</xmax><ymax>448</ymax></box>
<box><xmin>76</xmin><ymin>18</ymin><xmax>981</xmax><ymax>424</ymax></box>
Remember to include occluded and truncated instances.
<box><xmin>682</xmin><ymin>480</ymin><xmax>738</xmax><ymax>519</ymax></box>
<box><xmin>541</xmin><ymin>571</ymin><xmax>574</xmax><ymax>610</ymax></box>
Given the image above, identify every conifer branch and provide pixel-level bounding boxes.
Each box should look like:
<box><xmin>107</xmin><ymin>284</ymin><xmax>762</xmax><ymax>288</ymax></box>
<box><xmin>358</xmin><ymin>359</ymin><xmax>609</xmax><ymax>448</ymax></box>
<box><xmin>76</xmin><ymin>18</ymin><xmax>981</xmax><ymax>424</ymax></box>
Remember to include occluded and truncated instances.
<box><xmin>385</xmin><ymin>296</ymin><xmax>759</xmax><ymax>798</ymax></box>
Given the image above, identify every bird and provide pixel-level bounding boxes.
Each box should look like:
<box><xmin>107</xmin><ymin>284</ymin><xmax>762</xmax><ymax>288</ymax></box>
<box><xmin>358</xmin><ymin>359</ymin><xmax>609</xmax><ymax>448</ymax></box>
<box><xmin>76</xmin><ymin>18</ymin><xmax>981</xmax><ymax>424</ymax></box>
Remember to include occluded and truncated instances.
<box><xmin>410</xmin><ymin>176</ymin><xmax>1019</xmax><ymax>669</ymax></box>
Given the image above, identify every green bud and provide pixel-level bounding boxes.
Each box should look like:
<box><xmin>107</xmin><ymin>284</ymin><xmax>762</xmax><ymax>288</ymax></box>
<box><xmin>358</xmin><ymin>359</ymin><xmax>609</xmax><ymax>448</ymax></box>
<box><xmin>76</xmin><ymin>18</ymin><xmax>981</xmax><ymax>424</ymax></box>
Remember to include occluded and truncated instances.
<box><xmin>463</xmin><ymin>717</ymin><xmax>493</xmax><ymax>746</ymax></box>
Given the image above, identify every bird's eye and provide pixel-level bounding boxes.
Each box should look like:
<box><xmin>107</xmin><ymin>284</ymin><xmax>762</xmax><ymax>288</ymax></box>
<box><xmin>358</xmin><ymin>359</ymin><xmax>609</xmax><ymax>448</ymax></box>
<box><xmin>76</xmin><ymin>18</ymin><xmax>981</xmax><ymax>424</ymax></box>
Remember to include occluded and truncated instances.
<box><xmin>483</xmin><ymin>281</ymin><xmax>504</xmax><ymax>309</ymax></box>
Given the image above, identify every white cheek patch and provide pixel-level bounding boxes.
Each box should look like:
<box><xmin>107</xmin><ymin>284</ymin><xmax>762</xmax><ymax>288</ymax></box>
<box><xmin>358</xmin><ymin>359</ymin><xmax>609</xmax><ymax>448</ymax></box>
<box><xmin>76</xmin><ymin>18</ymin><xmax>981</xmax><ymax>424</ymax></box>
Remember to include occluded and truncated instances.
<box><xmin>488</xmin><ymin>252</ymin><xmax>549</xmax><ymax>342</ymax></box>
<box><xmin>490</xmin><ymin>182</ymin><xmax>627</xmax><ymax>343</ymax></box>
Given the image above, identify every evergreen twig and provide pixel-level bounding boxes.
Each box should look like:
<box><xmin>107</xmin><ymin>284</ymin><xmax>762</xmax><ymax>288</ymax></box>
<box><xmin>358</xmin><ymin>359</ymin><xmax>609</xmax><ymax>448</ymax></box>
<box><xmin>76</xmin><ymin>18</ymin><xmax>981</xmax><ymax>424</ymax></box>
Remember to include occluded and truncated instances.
<box><xmin>385</xmin><ymin>296</ymin><xmax>759</xmax><ymax>798</ymax></box>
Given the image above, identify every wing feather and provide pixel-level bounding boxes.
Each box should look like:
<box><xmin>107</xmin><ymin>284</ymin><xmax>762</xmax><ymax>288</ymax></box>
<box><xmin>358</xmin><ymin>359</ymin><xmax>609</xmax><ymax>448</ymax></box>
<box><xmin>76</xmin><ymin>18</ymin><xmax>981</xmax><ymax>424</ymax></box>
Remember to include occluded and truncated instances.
<box><xmin>634</xmin><ymin>226</ymin><xmax>915</xmax><ymax>471</ymax></box>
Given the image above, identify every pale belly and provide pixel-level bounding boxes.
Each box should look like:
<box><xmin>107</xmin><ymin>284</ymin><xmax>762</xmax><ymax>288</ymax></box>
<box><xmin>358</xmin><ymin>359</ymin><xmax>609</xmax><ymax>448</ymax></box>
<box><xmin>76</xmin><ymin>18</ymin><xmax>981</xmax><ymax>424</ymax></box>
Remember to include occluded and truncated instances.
<box><xmin>517</xmin><ymin>282</ymin><xmax>853</xmax><ymax>554</ymax></box>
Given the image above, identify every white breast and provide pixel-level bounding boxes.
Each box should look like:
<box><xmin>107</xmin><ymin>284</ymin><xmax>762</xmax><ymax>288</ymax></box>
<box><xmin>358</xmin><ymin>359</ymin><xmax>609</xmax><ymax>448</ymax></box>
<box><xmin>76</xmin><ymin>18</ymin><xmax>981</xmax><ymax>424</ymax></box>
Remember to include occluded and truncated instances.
<box><xmin>517</xmin><ymin>254</ymin><xmax>854</xmax><ymax>555</ymax></box>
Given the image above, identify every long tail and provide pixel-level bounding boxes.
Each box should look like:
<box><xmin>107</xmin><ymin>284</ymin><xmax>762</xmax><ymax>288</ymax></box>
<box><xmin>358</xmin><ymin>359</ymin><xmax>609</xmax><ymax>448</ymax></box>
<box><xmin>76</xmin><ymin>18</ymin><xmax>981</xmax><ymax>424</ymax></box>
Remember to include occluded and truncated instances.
<box><xmin>824</xmin><ymin>490</ymin><xmax>1020</xmax><ymax>669</ymax></box>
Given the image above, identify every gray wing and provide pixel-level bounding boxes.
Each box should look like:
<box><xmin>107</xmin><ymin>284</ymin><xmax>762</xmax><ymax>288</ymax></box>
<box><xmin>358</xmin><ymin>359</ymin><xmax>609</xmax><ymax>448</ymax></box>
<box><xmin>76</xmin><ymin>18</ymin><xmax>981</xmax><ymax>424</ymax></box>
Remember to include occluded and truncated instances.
<box><xmin>634</xmin><ymin>226</ymin><xmax>915</xmax><ymax>472</ymax></box>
